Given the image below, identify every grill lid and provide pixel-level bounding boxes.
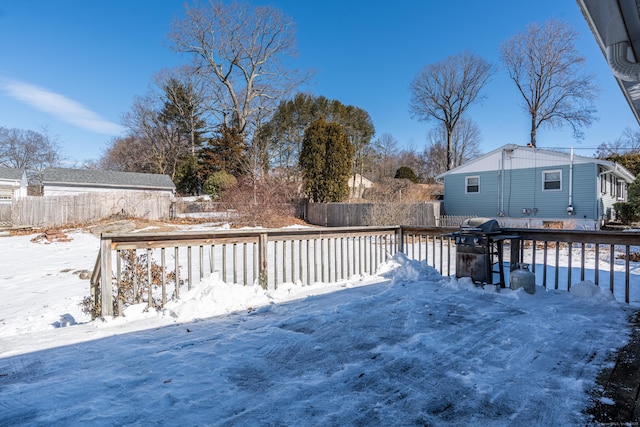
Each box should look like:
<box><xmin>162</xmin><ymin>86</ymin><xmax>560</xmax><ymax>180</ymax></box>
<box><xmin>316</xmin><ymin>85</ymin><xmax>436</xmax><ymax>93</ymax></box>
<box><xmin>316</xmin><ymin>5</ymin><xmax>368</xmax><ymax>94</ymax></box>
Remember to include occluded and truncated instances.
<box><xmin>460</xmin><ymin>217</ymin><xmax>500</xmax><ymax>234</ymax></box>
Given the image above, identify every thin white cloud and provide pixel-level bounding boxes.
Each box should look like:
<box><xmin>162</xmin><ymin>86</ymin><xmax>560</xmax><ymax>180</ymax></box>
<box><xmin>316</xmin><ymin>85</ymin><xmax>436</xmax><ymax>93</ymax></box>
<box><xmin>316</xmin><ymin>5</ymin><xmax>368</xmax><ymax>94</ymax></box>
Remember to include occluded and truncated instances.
<box><xmin>0</xmin><ymin>78</ymin><xmax>125</xmax><ymax>135</ymax></box>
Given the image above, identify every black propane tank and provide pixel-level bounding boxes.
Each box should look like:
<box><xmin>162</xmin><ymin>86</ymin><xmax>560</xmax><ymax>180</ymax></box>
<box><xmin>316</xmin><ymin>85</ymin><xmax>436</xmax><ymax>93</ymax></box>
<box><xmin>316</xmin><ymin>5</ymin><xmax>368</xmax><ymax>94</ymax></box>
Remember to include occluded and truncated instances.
<box><xmin>510</xmin><ymin>263</ymin><xmax>536</xmax><ymax>294</ymax></box>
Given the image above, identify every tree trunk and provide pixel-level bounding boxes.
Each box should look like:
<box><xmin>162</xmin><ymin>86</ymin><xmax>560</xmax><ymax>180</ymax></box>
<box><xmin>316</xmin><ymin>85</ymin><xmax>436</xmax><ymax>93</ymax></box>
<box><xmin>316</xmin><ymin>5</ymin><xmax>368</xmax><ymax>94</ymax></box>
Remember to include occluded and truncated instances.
<box><xmin>530</xmin><ymin>115</ymin><xmax>537</xmax><ymax>147</ymax></box>
<box><xmin>447</xmin><ymin>129</ymin><xmax>454</xmax><ymax>170</ymax></box>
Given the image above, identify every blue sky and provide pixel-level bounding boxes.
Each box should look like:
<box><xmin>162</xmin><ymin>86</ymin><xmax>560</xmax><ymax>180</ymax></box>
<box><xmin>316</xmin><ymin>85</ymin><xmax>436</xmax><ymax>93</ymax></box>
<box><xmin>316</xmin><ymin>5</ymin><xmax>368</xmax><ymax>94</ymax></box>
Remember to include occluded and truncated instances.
<box><xmin>0</xmin><ymin>0</ymin><xmax>637</xmax><ymax>165</ymax></box>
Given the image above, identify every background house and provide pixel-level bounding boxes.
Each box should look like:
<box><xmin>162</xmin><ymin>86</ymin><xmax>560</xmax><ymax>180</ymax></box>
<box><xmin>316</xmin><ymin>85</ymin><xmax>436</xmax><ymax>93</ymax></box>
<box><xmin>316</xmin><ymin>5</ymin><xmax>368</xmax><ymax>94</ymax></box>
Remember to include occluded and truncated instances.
<box><xmin>348</xmin><ymin>173</ymin><xmax>373</xmax><ymax>199</ymax></box>
<box><xmin>0</xmin><ymin>167</ymin><xmax>27</xmax><ymax>203</ymax></box>
<box><xmin>42</xmin><ymin>168</ymin><xmax>175</xmax><ymax>197</ymax></box>
<box><xmin>436</xmin><ymin>144</ymin><xmax>635</xmax><ymax>229</ymax></box>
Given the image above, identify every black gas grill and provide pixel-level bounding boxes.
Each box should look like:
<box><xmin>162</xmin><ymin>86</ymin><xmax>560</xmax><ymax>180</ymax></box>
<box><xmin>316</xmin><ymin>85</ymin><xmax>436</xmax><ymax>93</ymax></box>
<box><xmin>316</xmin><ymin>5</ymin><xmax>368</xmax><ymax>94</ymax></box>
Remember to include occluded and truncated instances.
<box><xmin>448</xmin><ymin>218</ymin><xmax>514</xmax><ymax>286</ymax></box>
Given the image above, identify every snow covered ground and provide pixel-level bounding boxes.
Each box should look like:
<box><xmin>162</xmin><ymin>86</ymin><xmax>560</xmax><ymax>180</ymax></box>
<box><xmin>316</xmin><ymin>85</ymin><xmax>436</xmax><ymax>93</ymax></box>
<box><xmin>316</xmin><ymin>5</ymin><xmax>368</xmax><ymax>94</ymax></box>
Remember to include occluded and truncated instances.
<box><xmin>0</xmin><ymin>228</ymin><xmax>637</xmax><ymax>425</ymax></box>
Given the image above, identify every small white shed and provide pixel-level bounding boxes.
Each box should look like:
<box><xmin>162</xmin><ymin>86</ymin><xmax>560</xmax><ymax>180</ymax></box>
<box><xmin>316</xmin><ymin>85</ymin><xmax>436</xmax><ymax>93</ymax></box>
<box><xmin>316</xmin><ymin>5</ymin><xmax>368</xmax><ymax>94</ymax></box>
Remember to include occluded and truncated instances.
<box><xmin>0</xmin><ymin>167</ymin><xmax>28</xmax><ymax>203</ymax></box>
<box><xmin>42</xmin><ymin>168</ymin><xmax>176</xmax><ymax>197</ymax></box>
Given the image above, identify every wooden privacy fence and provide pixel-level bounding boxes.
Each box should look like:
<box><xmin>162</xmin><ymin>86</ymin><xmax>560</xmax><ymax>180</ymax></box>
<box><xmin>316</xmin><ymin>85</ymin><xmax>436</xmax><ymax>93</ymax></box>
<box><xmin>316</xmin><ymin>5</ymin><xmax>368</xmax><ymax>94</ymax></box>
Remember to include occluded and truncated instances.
<box><xmin>306</xmin><ymin>202</ymin><xmax>442</xmax><ymax>227</ymax></box>
<box><xmin>91</xmin><ymin>225</ymin><xmax>640</xmax><ymax>318</ymax></box>
<box><xmin>9</xmin><ymin>192</ymin><xmax>172</xmax><ymax>228</ymax></box>
<box><xmin>0</xmin><ymin>204</ymin><xmax>10</xmax><ymax>223</ymax></box>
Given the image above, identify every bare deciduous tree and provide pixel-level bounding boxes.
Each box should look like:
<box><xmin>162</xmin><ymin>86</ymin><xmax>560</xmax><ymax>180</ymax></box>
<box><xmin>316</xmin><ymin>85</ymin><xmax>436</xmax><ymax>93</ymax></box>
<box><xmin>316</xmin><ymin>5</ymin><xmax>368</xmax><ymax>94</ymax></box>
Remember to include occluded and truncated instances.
<box><xmin>99</xmin><ymin>135</ymin><xmax>153</xmax><ymax>173</ymax></box>
<box><xmin>169</xmin><ymin>0</ymin><xmax>307</xmax><ymax>138</ymax></box>
<box><xmin>500</xmin><ymin>18</ymin><xmax>598</xmax><ymax>147</ymax></box>
<box><xmin>409</xmin><ymin>51</ymin><xmax>494</xmax><ymax>170</ymax></box>
<box><xmin>371</xmin><ymin>133</ymin><xmax>400</xmax><ymax>181</ymax></box>
<box><xmin>0</xmin><ymin>126</ymin><xmax>61</xmax><ymax>185</ymax></box>
<box><xmin>119</xmin><ymin>94</ymin><xmax>187</xmax><ymax>179</ymax></box>
<box><xmin>596</xmin><ymin>127</ymin><xmax>640</xmax><ymax>158</ymax></box>
<box><xmin>422</xmin><ymin>118</ymin><xmax>482</xmax><ymax>179</ymax></box>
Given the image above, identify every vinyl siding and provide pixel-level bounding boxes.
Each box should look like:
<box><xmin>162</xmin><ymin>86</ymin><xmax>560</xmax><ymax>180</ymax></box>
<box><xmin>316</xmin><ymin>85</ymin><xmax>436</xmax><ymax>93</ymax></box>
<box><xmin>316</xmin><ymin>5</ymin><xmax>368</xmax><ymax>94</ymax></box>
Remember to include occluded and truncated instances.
<box><xmin>443</xmin><ymin>171</ymin><xmax>500</xmax><ymax>217</ymax></box>
<box><xmin>569</xmin><ymin>163</ymin><xmax>598</xmax><ymax>219</ymax></box>
<box><xmin>443</xmin><ymin>163</ymin><xmax>598</xmax><ymax>219</ymax></box>
<box><xmin>43</xmin><ymin>185</ymin><xmax>175</xmax><ymax>197</ymax></box>
<box><xmin>599</xmin><ymin>169</ymin><xmax>628</xmax><ymax>220</ymax></box>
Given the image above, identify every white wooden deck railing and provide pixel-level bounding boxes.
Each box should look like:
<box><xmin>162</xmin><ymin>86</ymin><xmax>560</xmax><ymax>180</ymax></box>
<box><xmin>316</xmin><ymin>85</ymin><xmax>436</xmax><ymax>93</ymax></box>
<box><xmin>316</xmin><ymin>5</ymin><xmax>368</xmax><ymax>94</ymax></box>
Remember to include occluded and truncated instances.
<box><xmin>91</xmin><ymin>226</ymin><xmax>403</xmax><ymax>317</ymax></box>
<box><xmin>91</xmin><ymin>226</ymin><xmax>640</xmax><ymax>318</ymax></box>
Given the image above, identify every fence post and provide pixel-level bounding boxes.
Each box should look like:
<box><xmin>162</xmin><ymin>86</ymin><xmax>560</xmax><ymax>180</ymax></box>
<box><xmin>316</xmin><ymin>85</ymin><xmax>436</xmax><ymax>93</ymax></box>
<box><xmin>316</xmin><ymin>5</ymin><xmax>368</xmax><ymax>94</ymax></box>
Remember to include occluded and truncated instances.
<box><xmin>258</xmin><ymin>232</ymin><xmax>268</xmax><ymax>289</ymax></box>
<box><xmin>396</xmin><ymin>227</ymin><xmax>404</xmax><ymax>254</ymax></box>
<box><xmin>100</xmin><ymin>236</ymin><xmax>114</xmax><ymax>317</ymax></box>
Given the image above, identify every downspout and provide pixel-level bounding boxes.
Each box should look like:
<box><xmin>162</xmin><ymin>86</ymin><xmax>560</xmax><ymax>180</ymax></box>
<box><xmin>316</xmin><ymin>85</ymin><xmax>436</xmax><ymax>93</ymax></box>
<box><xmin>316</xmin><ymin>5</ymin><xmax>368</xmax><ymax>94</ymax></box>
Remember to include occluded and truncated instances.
<box><xmin>499</xmin><ymin>150</ymin><xmax>504</xmax><ymax>216</ymax></box>
<box><xmin>597</xmin><ymin>169</ymin><xmax>609</xmax><ymax>224</ymax></box>
<box><xmin>567</xmin><ymin>148</ymin><xmax>574</xmax><ymax>215</ymax></box>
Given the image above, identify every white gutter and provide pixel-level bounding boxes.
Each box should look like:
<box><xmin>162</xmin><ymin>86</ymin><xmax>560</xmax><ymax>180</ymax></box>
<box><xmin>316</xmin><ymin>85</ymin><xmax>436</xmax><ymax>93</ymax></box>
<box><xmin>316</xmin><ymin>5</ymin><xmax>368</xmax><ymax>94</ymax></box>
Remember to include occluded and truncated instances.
<box><xmin>607</xmin><ymin>41</ymin><xmax>640</xmax><ymax>82</ymax></box>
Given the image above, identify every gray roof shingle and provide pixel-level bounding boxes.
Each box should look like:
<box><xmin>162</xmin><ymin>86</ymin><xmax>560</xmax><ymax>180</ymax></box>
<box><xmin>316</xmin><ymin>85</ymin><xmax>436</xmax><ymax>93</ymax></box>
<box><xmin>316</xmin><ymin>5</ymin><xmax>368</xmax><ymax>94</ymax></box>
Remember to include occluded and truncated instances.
<box><xmin>42</xmin><ymin>168</ymin><xmax>175</xmax><ymax>191</ymax></box>
<box><xmin>0</xmin><ymin>167</ymin><xmax>25</xmax><ymax>181</ymax></box>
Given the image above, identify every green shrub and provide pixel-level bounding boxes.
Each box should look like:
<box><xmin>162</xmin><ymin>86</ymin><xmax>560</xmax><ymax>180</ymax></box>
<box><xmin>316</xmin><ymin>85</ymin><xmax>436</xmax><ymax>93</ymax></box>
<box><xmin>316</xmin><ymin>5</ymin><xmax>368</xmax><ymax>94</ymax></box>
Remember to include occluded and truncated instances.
<box><xmin>613</xmin><ymin>202</ymin><xmax>640</xmax><ymax>224</ymax></box>
<box><xmin>204</xmin><ymin>171</ymin><xmax>237</xmax><ymax>199</ymax></box>
<box><xmin>394</xmin><ymin>166</ymin><xmax>419</xmax><ymax>183</ymax></box>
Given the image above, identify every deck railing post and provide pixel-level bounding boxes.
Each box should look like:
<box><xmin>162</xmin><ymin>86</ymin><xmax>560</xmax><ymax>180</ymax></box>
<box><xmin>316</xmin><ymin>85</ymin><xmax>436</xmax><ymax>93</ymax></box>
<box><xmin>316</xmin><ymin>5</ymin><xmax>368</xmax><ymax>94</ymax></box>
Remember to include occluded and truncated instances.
<box><xmin>99</xmin><ymin>235</ymin><xmax>113</xmax><ymax>317</ymax></box>
<box><xmin>258</xmin><ymin>232</ymin><xmax>268</xmax><ymax>289</ymax></box>
<box><xmin>90</xmin><ymin>249</ymin><xmax>101</xmax><ymax>317</ymax></box>
<box><xmin>510</xmin><ymin>238</ymin><xmax>521</xmax><ymax>271</ymax></box>
<box><xmin>396</xmin><ymin>227</ymin><xmax>404</xmax><ymax>254</ymax></box>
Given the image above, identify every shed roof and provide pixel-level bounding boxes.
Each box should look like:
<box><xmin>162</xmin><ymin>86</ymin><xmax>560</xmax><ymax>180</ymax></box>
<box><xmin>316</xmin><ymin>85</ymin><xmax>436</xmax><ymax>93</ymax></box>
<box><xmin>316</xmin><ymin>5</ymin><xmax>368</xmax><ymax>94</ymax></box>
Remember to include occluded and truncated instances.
<box><xmin>0</xmin><ymin>166</ymin><xmax>25</xmax><ymax>181</ymax></box>
<box><xmin>42</xmin><ymin>168</ymin><xmax>176</xmax><ymax>191</ymax></box>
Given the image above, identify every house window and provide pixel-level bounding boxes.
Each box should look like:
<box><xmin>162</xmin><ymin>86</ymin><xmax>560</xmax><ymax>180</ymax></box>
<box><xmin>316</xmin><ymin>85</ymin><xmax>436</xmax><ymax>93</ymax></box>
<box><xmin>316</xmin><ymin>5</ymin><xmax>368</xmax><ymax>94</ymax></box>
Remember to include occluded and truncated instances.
<box><xmin>465</xmin><ymin>176</ymin><xmax>480</xmax><ymax>193</ymax></box>
<box><xmin>600</xmin><ymin>173</ymin><xmax>606</xmax><ymax>194</ymax></box>
<box><xmin>610</xmin><ymin>175</ymin><xmax>614</xmax><ymax>194</ymax></box>
<box><xmin>542</xmin><ymin>170</ymin><xmax>561</xmax><ymax>191</ymax></box>
<box><xmin>616</xmin><ymin>179</ymin><xmax>625</xmax><ymax>200</ymax></box>
<box><xmin>0</xmin><ymin>189</ymin><xmax>12</xmax><ymax>203</ymax></box>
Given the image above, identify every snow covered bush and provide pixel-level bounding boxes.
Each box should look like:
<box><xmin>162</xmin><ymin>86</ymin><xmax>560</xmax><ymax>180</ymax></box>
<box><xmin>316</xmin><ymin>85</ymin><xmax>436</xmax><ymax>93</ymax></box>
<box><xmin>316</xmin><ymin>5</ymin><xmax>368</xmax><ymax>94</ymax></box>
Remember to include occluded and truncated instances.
<box><xmin>82</xmin><ymin>249</ymin><xmax>178</xmax><ymax>318</ymax></box>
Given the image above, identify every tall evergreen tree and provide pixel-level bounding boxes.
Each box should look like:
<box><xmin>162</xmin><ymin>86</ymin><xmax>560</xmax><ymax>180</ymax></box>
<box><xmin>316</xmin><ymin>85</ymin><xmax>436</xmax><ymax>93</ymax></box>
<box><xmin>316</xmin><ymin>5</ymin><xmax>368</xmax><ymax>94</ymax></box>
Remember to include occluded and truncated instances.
<box><xmin>324</xmin><ymin>122</ymin><xmax>355</xmax><ymax>201</ymax></box>
<box><xmin>158</xmin><ymin>77</ymin><xmax>209</xmax><ymax>194</ymax></box>
<box><xmin>199</xmin><ymin>124</ymin><xmax>247</xmax><ymax>179</ymax></box>
<box><xmin>160</xmin><ymin>77</ymin><xmax>208</xmax><ymax>156</ymax></box>
<box><xmin>300</xmin><ymin>118</ymin><xmax>353</xmax><ymax>202</ymax></box>
<box><xmin>175</xmin><ymin>155</ymin><xmax>201</xmax><ymax>195</ymax></box>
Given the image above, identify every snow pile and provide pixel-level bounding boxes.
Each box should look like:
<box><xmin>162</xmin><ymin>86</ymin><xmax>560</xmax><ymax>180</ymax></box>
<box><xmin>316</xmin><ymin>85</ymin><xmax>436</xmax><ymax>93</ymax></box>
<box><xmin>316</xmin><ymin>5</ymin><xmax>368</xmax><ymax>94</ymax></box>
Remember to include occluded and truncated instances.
<box><xmin>570</xmin><ymin>280</ymin><xmax>615</xmax><ymax>302</ymax></box>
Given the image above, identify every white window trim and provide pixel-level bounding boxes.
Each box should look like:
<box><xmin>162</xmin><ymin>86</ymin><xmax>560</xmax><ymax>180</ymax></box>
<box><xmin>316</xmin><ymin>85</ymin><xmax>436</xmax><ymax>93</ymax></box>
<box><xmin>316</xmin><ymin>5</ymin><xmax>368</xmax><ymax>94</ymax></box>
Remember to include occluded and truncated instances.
<box><xmin>542</xmin><ymin>169</ymin><xmax>562</xmax><ymax>191</ymax></box>
<box><xmin>465</xmin><ymin>175</ymin><xmax>480</xmax><ymax>194</ymax></box>
<box><xmin>616</xmin><ymin>179</ymin><xmax>625</xmax><ymax>201</ymax></box>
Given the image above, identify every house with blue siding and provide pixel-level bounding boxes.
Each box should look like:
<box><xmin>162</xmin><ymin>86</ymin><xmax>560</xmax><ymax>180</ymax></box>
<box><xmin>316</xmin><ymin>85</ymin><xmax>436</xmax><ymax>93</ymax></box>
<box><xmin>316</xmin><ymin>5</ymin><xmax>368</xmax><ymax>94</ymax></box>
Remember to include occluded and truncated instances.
<box><xmin>436</xmin><ymin>144</ymin><xmax>635</xmax><ymax>229</ymax></box>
